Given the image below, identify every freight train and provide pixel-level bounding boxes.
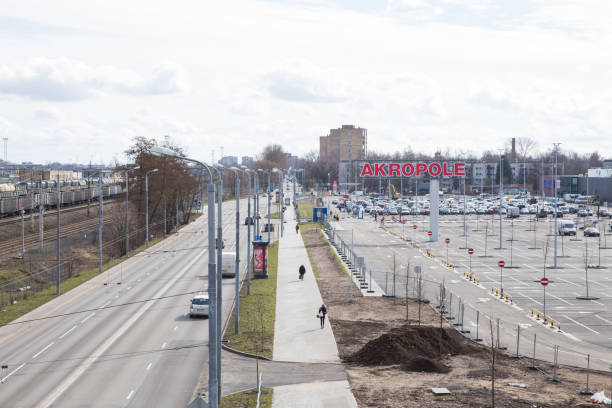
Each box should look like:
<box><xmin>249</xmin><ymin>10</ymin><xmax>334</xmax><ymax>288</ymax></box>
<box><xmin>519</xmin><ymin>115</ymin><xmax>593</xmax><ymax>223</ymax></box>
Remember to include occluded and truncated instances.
<box><xmin>0</xmin><ymin>180</ymin><xmax>123</xmax><ymax>218</ymax></box>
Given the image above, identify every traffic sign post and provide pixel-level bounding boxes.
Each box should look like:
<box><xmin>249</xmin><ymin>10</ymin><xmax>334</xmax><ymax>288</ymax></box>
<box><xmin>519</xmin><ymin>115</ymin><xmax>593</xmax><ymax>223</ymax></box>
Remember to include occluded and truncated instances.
<box><xmin>445</xmin><ymin>238</ymin><xmax>450</xmax><ymax>264</ymax></box>
<box><xmin>540</xmin><ymin>277</ymin><xmax>549</xmax><ymax>286</ymax></box>
<box><xmin>427</xmin><ymin>230</ymin><xmax>433</xmax><ymax>242</ymax></box>
<box><xmin>412</xmin><ymin>224</ymin><xmax>417</xmax><ymax>242</ymax></box>
<box><xmin>468</xmin><ymin>248</ymin><xmax>474</xmax><ymax>277</ymax></box>
<box><xmin>498</xmin><ymin>260</ymin><xmax>505</xmax><ymax>295</ymax></box>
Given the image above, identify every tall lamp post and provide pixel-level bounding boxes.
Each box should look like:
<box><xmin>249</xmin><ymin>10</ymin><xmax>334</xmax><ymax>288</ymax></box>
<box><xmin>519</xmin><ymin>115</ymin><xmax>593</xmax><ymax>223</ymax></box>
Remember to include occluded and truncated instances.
<box><xmin>553</xmin><ymin>143</ymin><xmax>561</xmax><ymax>268</ymax></box>
<box><xmin>145</xmin><ymin>168</ymin><xmax>158</xmax><ymax>247</ymax></box>
<box><xmin>242</xmin><ymin>166</ymin><xmax>253</xmax><ymax>296</ymax></box>
<box><xmin>273</xmin><ymin>168</ymin><xmax>284</xmax><ymax>237</ymax></box>
<box><xmin>125</xmin><ymin>166</ymin><xmax>140</xmax><ymax>257</ymax></box>
<box><xmin>224</xmin><ymin>166</ymin><xmax>241</xmax><ymax>334</ymax></box>
<box><xmin>149</xmin><ymin>146</ymin><xmax>219</xmax><ymax>408</ymax></box>
<box><xmin>498</xmin><ymin>150</ymin><xmax>504</xmax><ymax>249</ymax></box>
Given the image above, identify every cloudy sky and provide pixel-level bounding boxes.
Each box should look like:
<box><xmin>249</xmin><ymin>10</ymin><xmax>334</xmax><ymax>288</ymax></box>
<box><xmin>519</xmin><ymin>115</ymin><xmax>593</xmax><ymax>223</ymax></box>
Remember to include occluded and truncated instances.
<box><xmin>1</xmin><ymin>0</ymin><xmax>611</xmax><ymax>165</ymax></box>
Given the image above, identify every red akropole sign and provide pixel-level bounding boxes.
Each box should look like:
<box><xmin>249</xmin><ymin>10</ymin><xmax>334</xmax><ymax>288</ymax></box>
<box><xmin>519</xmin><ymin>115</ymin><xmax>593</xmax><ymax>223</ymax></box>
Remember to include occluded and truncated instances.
<box><xmin>445</xmin><ymin>238</ymin><xmax>450</xmax><ymax>244</ymax></box>
<box><xmin>428</xmin><ymin>231</ymin><xmax>433</xmax><ymax>236</ymax></box>
<box><xmin>540</xmin><ymin>277</ymin><xmax>549</xmax><ymax>286</ymax></box>
<box><xmin>360</xmin><ymin>162</ymin><xmax>466</xmax><ymax>178</ymax></box>
<box><xmin>498</xmin><ymin>260</ymin><xmax>505</xmax><ymax>268</ymax></box>
<box><xmin>468</xmin><ymin>248</ymin><xmax>474</xmax><ymax>255</ymax></box>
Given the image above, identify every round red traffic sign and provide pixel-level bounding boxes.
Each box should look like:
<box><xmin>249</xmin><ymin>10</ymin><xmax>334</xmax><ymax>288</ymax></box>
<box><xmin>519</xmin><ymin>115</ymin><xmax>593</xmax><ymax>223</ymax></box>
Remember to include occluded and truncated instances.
<box><xmin>427</xmin><ymin>231</ymin><xmax>433</xmax><ymax>236</ymax></box>
<box><xmin>468</xmin><ymin>248</ymin><xmax>474</xmax><ymax>255</ymax></box>
<box><xmin>445</xmin><ymin>238</ymin><xmax>450</xmax><ymax>244</ymax></box>
<box><xmin>540</xmin><ymin>277</ymin><xmax>549</xmax><ymax>286</ymax></box>
<box><xmin>498</xmin><ymin>260</ymin><xmax>505</xmax><ymax>268</ymax></box>
<box><xmin>413</xmin><ymin>224</ymin><xmax>417</xmax><ymax>230</ymax></box>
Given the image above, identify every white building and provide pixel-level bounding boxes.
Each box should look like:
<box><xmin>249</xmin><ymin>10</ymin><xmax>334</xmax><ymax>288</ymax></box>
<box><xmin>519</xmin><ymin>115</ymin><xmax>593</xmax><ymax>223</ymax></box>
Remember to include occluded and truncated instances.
<box><xmin>471</xmin><ymin>162</ymin><xmax>497</xmax><ymax>185</ymax></box>
<box><xmin>588</xmin><ymin>168</ymin><xmax>612</xmax><ymax>178</ymax></box>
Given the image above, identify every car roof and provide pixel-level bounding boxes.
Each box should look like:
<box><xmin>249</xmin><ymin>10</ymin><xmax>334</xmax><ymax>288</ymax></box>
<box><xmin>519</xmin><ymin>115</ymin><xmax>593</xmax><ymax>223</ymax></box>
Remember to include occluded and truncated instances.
<box><xmin>193</xmin><ymin>294</ymin><xmax>209</xmax><ymax>299</ymax></box>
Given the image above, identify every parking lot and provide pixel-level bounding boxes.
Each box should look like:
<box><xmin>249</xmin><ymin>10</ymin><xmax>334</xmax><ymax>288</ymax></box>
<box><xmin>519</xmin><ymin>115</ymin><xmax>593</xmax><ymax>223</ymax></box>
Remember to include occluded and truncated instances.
<box><xmin>328</xmin><ymin>200</ymin><xmax>612</xmax><ymax>367</ymax></box>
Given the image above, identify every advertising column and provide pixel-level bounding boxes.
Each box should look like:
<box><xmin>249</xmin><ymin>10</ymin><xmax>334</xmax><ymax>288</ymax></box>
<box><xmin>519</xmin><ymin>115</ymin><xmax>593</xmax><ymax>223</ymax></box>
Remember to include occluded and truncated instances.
<box><xmin>429</xmin><ymin>178</ymin><xmax>439</xmax><ymax>242</ymax></box>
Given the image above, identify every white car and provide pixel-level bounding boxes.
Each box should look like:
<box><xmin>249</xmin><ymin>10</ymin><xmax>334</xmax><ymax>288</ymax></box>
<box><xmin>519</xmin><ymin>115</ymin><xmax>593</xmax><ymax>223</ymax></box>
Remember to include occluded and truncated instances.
<box><xmin>189</xmin><ymin>294</ymin><xmax>210</xmax><ymax>318</ymax></box>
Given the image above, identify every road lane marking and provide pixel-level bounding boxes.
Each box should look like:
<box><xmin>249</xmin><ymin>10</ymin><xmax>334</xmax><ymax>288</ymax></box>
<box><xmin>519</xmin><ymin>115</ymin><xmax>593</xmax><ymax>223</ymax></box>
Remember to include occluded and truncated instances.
<box><xmin>59</xmin><ymin>326</ymin><xmax>77</xmax><ymax>339</ymax></box>
<box><xmin>146</xmin><ymin>363</ymin><xmax>152</xmax><ymax>370</ymax></box>
<box><xmin>81</xmin><ymin>312</ymin><xmax>96</xmax><ymax>323</ymax></box>
<box><xmin>1</xmin><ymin>363</ymin><xmax>26</xmax><ymax>383</ymax></box>
<box><xmin>562</xmin><ymin>332</ymin><xmax>582</xmax><ymax>342</ymax></box>
<box><xmin>37</xmin><ymin>247</ymin><xmax>207</xmax><ymax>408</ymax></box>
<box><xmin>32</xmin><ymin>342</ymin><xmax>55</xmax><ymax>359</ymax></box>
<box><xmin>562</xmin><ymin>315</ymin><xmax>600</xmax><ymax>334</ymax></box>
<box><xmin>101</xmin><ymin>300</ymin><xmax>111</xmax><ymax>308</ymax></box>
<box><xmin>126</xmin><ymin>390</ymin><xmax>134</xmax><ymax>400</ymax></box>
<box><xmin>161</xmin><ymin>342</ymin><xmax>167</xmax><ymax>349</ymax></box>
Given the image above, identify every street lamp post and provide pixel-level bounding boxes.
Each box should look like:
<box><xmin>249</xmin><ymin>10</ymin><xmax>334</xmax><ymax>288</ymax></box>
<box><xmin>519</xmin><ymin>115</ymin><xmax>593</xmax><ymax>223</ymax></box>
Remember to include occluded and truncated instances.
<box><xmin>242</xmin><ymin>167</ymin><xmax>253</xmax><ymax>295</ymax></box>
<box><xmin>145</xmin><ymin>168</ymin><xmax>158</xmax><ymax>247</ymax></box>
<box><xmin>273</xmin><ymin>168</ymin><xmax>284</xmax><ymax>237</ymax></box>
<box><xmin>225</xmin><ymin>166</ymin><xmax>241</xmax><ymax>334</ymax></box>
<box><xmin>125</xmin><ymin>166</ymin><xmax>140</xmax><ymax>258</ymax></box>
<box><xmin>498</xmin><ymin>151</ymin><xmax>504</xmax><ymax>249</ymax></box>
<box><xmin>553</xmin><ymin>143</ymin><xmax>561</xmax><ymax>268</ymax></box>
<box><xmin>149</xmin><ymin>146</ymin><xmax>219</xmax><ymax>408</ymax></box>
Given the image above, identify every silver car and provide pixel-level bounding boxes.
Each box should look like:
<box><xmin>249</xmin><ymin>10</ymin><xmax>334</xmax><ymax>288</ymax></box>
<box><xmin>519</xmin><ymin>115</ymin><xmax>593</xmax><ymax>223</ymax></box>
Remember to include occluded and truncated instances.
<box><xmin>189</xmin><ymin>294</ymin><xmax>210</xmax><ymax>318</ymax></box>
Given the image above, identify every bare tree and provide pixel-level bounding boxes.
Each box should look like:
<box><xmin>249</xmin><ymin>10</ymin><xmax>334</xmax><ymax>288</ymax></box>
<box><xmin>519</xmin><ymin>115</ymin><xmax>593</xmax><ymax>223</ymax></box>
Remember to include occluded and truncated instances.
<box><xmin>516</xmin><ymin>137</ymin><xmax>538</xmax><ymax>160</ymax></box>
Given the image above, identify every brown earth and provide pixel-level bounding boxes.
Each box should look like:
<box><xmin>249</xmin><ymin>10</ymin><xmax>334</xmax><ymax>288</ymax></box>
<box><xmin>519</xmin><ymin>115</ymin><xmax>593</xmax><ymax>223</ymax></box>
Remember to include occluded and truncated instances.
<box><xmin>302</xmin><ymin>227</ymin><xmax>611</xmax><ymax>408</ymax></box>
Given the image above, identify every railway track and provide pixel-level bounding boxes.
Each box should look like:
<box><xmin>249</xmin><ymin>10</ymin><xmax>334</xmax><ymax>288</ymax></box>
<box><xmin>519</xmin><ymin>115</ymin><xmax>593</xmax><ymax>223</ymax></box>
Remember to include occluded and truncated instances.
<box><xmin>0</xmin><ymin>199</ymin><xmax>119</xmax><ymax>227</ymax></box>
<box><xmin>0</xmin><ymin>216</ymin><xmax>114</xmax><ymax>259</ymax></box>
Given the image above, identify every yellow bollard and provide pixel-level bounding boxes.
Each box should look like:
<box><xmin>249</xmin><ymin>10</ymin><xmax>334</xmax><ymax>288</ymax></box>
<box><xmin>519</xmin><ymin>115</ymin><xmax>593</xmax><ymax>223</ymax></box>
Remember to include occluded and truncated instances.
<box><xmin>510</xmin><ymin>296</ymin><xmax>513</xmax><ymax>304</ymax></box>
<box><xmin>544</xmin><ymin>315</ymin><xmax>548</xmax><ymax>324</ymax></box>
<box><xmin>557</xmin><ymin>322</ymin><xmax>561</xmax><ymax>332</ymax></box>
<box><xmin>536</xmin><ymin>312</ymin><xmax>540</xmax><ymax>320</ymax></box>
<box><xmin>530</xmin><ymin>309</ymin><xmax>534</xmax><ymax>317</ymax></box>
<box><xmin>550</xmin><ymin>319</ymin><xmax>554</xmax><ymax>328</ymax></box>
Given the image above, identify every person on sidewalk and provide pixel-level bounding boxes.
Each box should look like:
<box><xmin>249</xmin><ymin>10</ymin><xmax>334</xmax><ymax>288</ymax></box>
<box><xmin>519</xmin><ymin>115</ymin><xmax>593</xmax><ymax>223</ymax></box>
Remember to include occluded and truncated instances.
<box><xmin>318</xmin><ymin>304</ymin><xmax>327</xmax><ymax>328</ymax></box>
<box><xmin>295</xmin><ymin>223</ymin><xmax>299</xmax><ymax>234</ymax></box>
<box><xmin>299</xmin><ymin>265</ymin><xmax>306</xmax><ymax>280</ymax></box>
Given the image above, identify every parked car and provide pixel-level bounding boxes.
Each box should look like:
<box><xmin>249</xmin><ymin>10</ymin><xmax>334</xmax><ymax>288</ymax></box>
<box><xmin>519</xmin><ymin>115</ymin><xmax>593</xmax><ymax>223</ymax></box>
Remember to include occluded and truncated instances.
<box><xmin>577</xmin><ymin>209</ymin><xmax>588</xmax><ymax>217</ymax></box>
<box><xmin>537</xmin><ymin>210</ymin><xmax>548</xmax><ymax>218</ymax></box>
<box><xmin>584</xmin><ymin>227</ymin><xmax>600</xmax><ymax>237</ymax></box>
<box><xmin>244</xmin><ymin>216</ymin><xmax>255</xmax><ymax>225</ymax></box>
<box><xmin>263</xmin><ymin>223</ymin><xmax>275</xmax><ymax>232</ymax></box>
<box><xmin>189</xmin><ymin>294</ymin><xmax>210</xmax><ymax>318</ymax></box>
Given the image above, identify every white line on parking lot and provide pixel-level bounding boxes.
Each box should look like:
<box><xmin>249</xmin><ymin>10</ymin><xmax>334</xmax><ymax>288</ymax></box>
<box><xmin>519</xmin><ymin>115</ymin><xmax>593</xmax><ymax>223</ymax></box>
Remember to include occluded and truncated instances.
<box><xmin>32</xmin><ymin>342</ymin><xmax>54</xmax><ymax>359</ymax></box>
<box><xmin>562</xmin><ymin>315</ymin><xmax>600</xmax><ymax>334</ymax></box>
<box><xmin>146</xmin><ymin>362</ymin><xmax>152</xmax><ymax>370</ymax></box>
<box><xmin>517</xmin><ymin>292</ymin><xmax>543</xmax><ymax>306</ymax></box>
<box><xmin>1</xmin><ymin>363</ymin><xmax>26</xmax><ymax>383</ymax></box>
<box><xmin>548</xmin><ymin>293</ymin><xmax>574</xmax><ymax>306</ymax></box>
<box><xmin>562</xmin><ymin>332</ymin><xmax>582</xmax><ymax>342</ymax></box>
<box><xmin>594</xmin><ymin>314</ymin><xmax>612</xmax><ymax>325</ymax></box>
<box><xmin>59</xmin><ymin>325</ymin><xmax>77</xmax><ymax>339</ymax></box>
<box><xmin>556</xmin><ymin>277</ymin><xmax>580</xmax><ymax>287</ymax></box>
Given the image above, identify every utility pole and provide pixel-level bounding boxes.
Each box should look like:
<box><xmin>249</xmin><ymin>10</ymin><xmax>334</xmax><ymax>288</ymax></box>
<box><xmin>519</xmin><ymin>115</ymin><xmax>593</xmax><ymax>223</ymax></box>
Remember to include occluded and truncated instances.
<box><xmin>553</xmin><ymin>143</ymin><xmax>561</xmax><ymax>268</ymax></box>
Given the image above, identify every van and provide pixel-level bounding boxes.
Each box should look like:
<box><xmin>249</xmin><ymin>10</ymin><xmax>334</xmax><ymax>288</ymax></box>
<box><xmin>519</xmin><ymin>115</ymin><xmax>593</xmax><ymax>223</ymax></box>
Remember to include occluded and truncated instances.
<box><xmin>507</xmin><ymin>206</ymin><xmax>520</xmax><ymax>218</ymax></box>
<box><xmin>558</xmin><ymin>220</ymin><xmax>576</xmax><ymax>236</ymax></box>
<box><xmin>221</xmin><ymin>252</ymin><xmax>236</xmax><ymax>278</ymax></box>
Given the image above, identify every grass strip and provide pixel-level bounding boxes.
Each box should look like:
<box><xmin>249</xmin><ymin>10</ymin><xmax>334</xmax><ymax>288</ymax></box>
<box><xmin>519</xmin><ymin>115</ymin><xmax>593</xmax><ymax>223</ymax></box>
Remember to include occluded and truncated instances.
<box><xmin>297</xmin><ymin>203</ymin><xmax>314</xmax><ymax>220</ymax></box>
<box><xmin>268</xmin><ymin>212</ymin><xmax>281</xmax><ymax>219</ymax></box>
<box><xmin>0</xmin><ymin>234</ymin><xmax>164</xmax><ymax>326</ymax></box>
<box><xmin>301</xmin><ymin>223</ymin><xmax>350</xmax><ymax>278</ymax></box>
<box><xmin>223</xmin><ymin>241</ymin><xmax>278</xmax><ymax>359</ymax></box>
<box><xmin>220</xmin><ymin>387</ymin><xmax>273</xmax><ymax>407</ymax></box>
<box><xmin>299</xmin><ymin>222</ymin><xmax>323</xmax><ymax>279</ymax></box>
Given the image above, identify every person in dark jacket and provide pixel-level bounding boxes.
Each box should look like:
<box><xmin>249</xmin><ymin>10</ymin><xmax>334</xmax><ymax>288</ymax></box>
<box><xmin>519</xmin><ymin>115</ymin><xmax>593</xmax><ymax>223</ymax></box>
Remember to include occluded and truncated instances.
<box><xmin>299</xmin><ymin>265</ymin><xmax>306</xmax><ymax>280</ymax></box>
<box><xmin>295</xmin><ymin>223</ymin><xmax>299</xmax><ymax>234</ymax></box>
<box><xmin>318</xmin><ymin>304</ymin><xmax>327</xmax><ymax>328</ymax></box>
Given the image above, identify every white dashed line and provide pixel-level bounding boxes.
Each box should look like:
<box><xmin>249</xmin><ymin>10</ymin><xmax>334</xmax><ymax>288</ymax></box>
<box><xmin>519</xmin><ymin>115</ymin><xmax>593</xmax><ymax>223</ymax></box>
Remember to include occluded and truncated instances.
<box><xmin>81</xmin><ymin>312</ymin><xmax>96</xmax><ymax>324</ymax></box>
<box><xmin>1</xmin><ymin>363</ymin><xmax>26</xmax><ymax>383</ymax></box>
<box><xmin>32</xmin><ymin>342</ymin><xmax>55</xmax><ymax>359</ymax></box>
<box><xmin>126</xmin><ymin>390</ymin><xmax>134</xmax><ymax>400</ymax></box>
<box><xmin>59</xmin><ymin>326</ymin><xmax>77</xmax><ymax>339</ymax></box>
<box><xmin>146</xmin><ymin>362</ymin><xmax>152</xmax><ymax>370</ymax></box>
<box><xmin>161</xmin><ymin>342</ymin><xmax>167</xmax><ymax>349</ymax></box>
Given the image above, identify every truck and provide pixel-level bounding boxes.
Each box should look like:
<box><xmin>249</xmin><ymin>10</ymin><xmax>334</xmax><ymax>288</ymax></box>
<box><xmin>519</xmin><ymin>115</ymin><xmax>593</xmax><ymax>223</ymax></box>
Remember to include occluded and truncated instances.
<box><xmin>558</xmin><ymin>220</ymin><xmax>576</xmax><ymax>236</ymax></box>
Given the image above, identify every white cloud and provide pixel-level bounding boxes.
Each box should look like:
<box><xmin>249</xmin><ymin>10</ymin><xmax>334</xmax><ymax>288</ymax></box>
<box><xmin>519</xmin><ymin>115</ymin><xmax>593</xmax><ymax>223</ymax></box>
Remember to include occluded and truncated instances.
<box><xmin>263</xmin><ymin>62</ymin><xmax>347</xmax><ymax>103</ymax></box>
<box><xmin>0</xmin><ymin>58</ymin><xmax>187</xmax><ymax>101</ymax></box>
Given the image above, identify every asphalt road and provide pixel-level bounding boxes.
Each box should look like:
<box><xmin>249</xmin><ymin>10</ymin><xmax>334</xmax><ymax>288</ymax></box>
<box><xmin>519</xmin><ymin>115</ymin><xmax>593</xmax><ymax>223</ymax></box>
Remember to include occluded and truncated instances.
<box><xmin>329</xmin><ymin>204</ymin><xmax>612</xmax><ymax>372</ymax></box>
<box><xmin>0</xmin><ymin>196</ymin><xmax>269</xmax><ymax>407</ymax></box>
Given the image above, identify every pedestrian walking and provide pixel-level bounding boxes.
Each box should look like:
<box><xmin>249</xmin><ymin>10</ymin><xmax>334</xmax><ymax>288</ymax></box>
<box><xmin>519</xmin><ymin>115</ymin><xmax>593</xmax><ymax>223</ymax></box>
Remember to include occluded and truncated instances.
<box><xmin>318</xmin><ymin>304</ymin><xmax>327</xmax><ymax>328</ymax></box>
<box><xmin>295</xmin><ymin>223</ymin><xmax>299</xmax><ymax>234</ymax></box>
<box><xmin>299</xmin><ymin>264</ymin><xmax>306</xmax><ymax>280</ymax></box>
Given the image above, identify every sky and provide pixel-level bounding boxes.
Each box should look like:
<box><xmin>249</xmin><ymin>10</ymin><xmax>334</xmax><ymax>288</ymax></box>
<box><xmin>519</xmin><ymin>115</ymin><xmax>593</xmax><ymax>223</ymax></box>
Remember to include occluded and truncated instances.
<box><xmin>1</xmin><ymin>0</ymin><xmax>611</xmax><ymax>165</ymax></box>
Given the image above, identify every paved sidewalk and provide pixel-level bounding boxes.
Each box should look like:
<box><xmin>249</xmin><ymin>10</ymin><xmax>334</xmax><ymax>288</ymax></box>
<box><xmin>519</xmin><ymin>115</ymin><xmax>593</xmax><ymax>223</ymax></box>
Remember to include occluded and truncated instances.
<box><xmin>271</xmin><ymin>197</ymin><xmax>357</xmax><ymax>408</ymax></box>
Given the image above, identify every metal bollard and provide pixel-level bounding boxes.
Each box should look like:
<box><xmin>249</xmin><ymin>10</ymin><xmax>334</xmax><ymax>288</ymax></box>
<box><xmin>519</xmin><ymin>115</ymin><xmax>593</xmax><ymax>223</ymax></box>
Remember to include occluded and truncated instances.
<box><xmin>514</xmin><ymin>325</ymin><xmax>521</xmax><ymax>358</ymax></box>
<box><xmin>460</xmin><ymin>304</ymin><xmax>470</xmax><ymax>333</ymax></box>
<box><xmin>552</xmin><ymin>345</ymin><xmax>560</xmax><ymax>382</ymax></box>
<box><xmin>496</xmin><ymin>318</ymin><xmax>507</xmax><ymax>350</ymax></box>
<box><xmin>527</xmin><ymin>333</ymin><xmax>538</xmax><ymax>369</ymax></box>
<box><xmin>447</xmin><ymin>293</ymin><xmax>455</xmax><ymax>320</ymax></box>
<box><xmin>474</xmin><ymin>310</ymin><xmax>483</xmax><ymax>341</ymax></box>
<box><xmin>454</xmin><ymin>299</ymin><xmax>462</xmax><ymax>326</ymax></box>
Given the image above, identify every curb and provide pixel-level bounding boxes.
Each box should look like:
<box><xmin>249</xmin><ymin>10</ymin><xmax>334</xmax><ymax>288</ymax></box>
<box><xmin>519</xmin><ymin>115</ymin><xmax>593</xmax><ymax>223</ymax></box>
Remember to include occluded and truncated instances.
<box><xmin>221</xmin><ymin>343</ymin><xmax>272</xmax><ymax>360</ymax></box>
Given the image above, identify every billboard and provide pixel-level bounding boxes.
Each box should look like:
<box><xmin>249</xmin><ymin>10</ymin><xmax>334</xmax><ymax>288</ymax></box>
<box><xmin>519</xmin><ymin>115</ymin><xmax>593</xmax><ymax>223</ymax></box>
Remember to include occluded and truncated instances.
<box><xmin>360</xmin><ymin>162</ymin><xmax>466</xmax><ymax>178</ymax></box>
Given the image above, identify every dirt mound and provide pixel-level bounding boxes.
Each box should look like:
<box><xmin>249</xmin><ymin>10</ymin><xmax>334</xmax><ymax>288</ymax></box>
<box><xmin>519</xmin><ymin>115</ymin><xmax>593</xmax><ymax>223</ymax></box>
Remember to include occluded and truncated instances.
<box><xmin>346</xmin><ymin>325</ymin><xmax>476</xmax><ymax>368</ymax></box>
<box><xmin>400</xmin><ymin>356</ymin><xmax>450</xmax><ymax>373</ymax></box>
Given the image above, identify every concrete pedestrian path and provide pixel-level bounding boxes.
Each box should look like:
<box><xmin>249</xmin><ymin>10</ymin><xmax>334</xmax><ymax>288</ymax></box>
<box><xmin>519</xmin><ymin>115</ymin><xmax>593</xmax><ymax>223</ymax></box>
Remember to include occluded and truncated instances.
<box><xmin>271</xmin><ymin>197</ymin><xmax>357</xmax><ymax>407</ymax></box>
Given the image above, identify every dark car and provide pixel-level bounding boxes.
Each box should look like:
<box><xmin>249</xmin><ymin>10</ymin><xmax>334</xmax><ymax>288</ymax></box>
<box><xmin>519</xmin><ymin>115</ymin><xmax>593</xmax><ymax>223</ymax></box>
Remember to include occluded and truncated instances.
<box><xmin>244</xmin><ymin>216</ymin><xmax>255</xmax><ymax>225</ymax></box>
<box><xmin>537</xmin><ymin>210</ymin><xmax>548</xmax><ymax>218</ymax></box>
<box><xmin>263</xmin><ymin>223</ymin><xmax>275</xmax><ymax>232</ymax></box>
<box><xmin>583</xmin><ymin>227</ymin><xmax>600</xmax><ymax>237</ymax></box>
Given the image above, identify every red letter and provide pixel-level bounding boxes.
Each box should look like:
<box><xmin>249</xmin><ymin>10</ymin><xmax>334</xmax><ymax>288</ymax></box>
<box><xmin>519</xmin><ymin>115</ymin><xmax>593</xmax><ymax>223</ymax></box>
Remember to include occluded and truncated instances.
<box><xmin>416</xmin><ymin>162</ymin><xmax>427</xmax><ymax>176</ymax></box>
<box><xmin>429</xmin><ymin>162</ymin><xmax>442</xmax><ymax>177</ymax></box>
<box><xmin>389</xmin><ymin>163</ymin><xmax>400</xmax><ymax>176</ymax></box>
<box><xmin>374</xmin><ymin>163</ymin><xmax>387</xmax><ymax>177</ymax></box>
<box><xmin>401</xmin><ymin>163</ymin><xmax>414</xmax><ymax>177</ymax></box>
<box><xmin>454</xmin><ymin>162</ymin><xmax>466</xmax><ymax>176</ymax></box>
<box><xmin>442</xmin><ymin>162</ymin><xmax>453</xmax><ymax>176</ymax></box>
<box><xmin>360</xmin><ymin>163</ymin><xmax>373</xmax><ymax>177</ymax></box>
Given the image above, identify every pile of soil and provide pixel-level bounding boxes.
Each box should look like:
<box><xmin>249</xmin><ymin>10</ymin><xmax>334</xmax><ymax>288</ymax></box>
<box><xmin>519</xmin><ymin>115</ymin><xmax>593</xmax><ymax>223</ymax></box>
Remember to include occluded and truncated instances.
<box><xmin>345</xmin><ymin>325</ymin><xmax>477</xmax><ymax>373</ymax></box>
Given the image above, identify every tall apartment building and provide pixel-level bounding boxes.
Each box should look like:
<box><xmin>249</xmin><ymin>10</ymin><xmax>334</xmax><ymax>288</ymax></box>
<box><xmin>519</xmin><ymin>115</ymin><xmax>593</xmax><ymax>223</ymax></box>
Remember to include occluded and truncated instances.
<box><xmin>319</xmin><ymin>125</ymin><xmax>367</xmax><ymax>163</ymax></box>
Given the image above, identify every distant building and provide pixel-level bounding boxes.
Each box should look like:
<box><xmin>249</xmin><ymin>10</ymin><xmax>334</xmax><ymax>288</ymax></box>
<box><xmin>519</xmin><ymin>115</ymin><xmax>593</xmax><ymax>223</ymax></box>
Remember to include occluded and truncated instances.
<box><xmin>284</xmin><ymin>153</ymin><xmax>298</xmax><ymax>169</ymax></box>
<box><xmin>319</xmin><ymin>125</ymin><xmax>367</xmax><ymax>163</ymax></box>
<box><xmin>219</xmin><ymin>156</ymin><xmax>238</xmax><ymax>167</ymax></box>
<box><xmin>471</xmin><ymin>163</ymin><xmax>497</xmax><ymax>186</ymax></box>
<box><xmin>241</xmin><ymin>156</ymin><xmax>254</xmax><ymax>168</ymax></box>
<box><xmin>603</xmin><ymin>159</ymin><xmax>612</xmax><ymax>169</ymax></box>
<box><xmin>587</xmin><ymin>168</ymin><xmax>612</xmax><ymax>178</ymax></box>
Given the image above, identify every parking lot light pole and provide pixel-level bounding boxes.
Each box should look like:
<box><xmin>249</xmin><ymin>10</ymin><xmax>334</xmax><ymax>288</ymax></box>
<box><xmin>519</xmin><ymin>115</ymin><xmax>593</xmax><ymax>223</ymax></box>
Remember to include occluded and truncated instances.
<box><xmin>125</xmin><ymin>166</ymin><xmax>140</xmax><ymax>258</ymax></box>
<box><xmin>553</xmin><ymin>143</ymin><xmax>561</xmax><ymax>268</ymax></box>
<box><xmin>145</xmin><ymin>168</ymin><xmax>158</xmax><ymax>247</ymax></box>
<box><xmin>149</xmin><ymin>146</ymin><xmax>218</xmax><ymax>408</ymax></box>
<box><xmin>498</xmin><ymin>151</ymin><xmax>504</xmax><ymax>249</ymax></box>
